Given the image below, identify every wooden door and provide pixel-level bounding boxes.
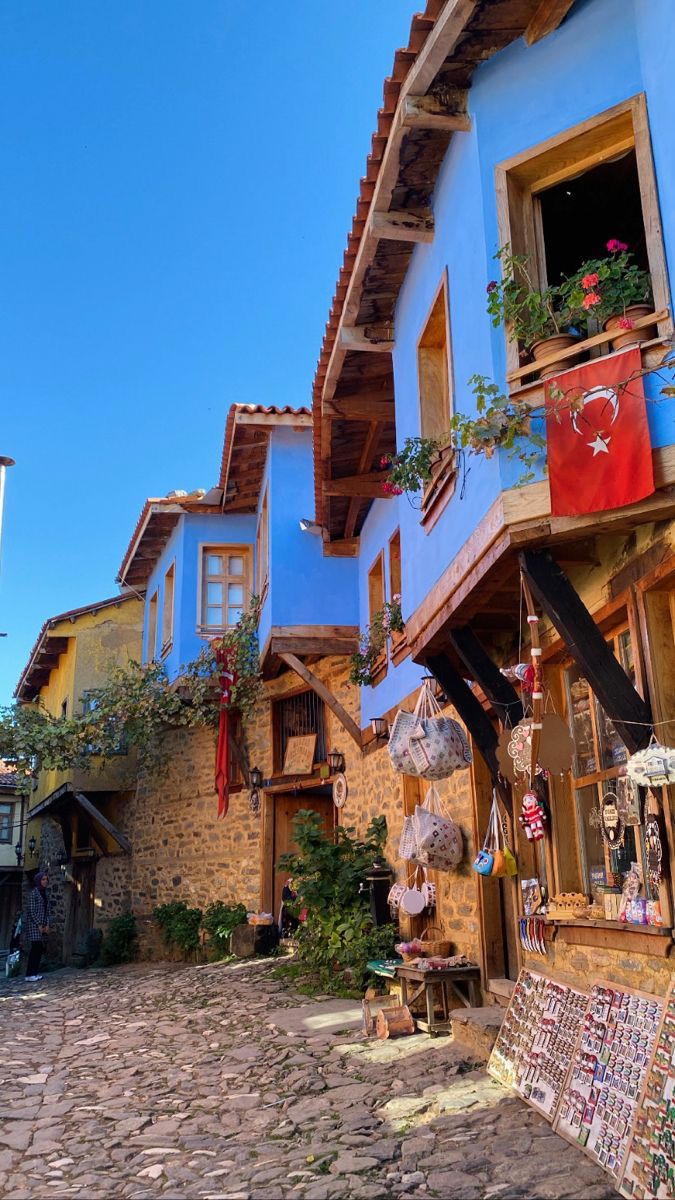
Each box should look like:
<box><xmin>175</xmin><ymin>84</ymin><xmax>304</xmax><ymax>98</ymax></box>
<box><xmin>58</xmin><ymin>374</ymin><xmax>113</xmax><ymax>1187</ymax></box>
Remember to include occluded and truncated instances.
<box><xmin>272</xmin><ymin>793</ymin><xmax>334</xmax><ymax>919</ymax></box>
<box><xmin>472</xmin><ymin>750</ymin><xmax>520</xmax><ymax>984</ymax></box>
<box><xmin>65</xmin><ymin>860</ymin><xmax>96</xmax><ymax>961</ymax></box>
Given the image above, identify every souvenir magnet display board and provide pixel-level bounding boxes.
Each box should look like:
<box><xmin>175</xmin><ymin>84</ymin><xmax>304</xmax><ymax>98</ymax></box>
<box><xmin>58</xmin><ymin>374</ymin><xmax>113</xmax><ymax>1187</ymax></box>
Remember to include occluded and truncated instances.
<box><xmin>619</xmin><ymin>979</ymin><xmax>675</xmax><ymax>1200</ymax></box>
<box><xmin>554</xmin><ymin>981</ymin><xmax>664</xmax><ymax>1180</ymax></box>
<box><xmin>488</xmin><ymin>968</ymin><xmax>589</xmax><ymax>1120</ymax></box>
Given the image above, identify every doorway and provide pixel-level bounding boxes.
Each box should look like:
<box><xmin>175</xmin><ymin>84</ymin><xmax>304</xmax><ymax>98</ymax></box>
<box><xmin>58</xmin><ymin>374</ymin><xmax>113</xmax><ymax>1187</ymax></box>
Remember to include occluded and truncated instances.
<box><xmin>64</xmin><ymin>858</ymin><xmax>96</xmax><ymax>963</ymax></box>
<box><xmin>472</xmin><ymin>750</ymin><xmax>520</xmax><ymax>986</ymax></box>
<box><xmin>263</xmin><ymin>790</ymin><xmax>334</xmax><ymax>920</ymax></box>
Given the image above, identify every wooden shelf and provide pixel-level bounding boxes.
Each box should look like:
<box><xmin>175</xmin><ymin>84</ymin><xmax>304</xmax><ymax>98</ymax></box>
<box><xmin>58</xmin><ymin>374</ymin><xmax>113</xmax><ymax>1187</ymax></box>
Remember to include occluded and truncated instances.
<box><xmin>546</xmin><ymin>917</ymin><xmax>672</xmax><ymax>936</ymax></box>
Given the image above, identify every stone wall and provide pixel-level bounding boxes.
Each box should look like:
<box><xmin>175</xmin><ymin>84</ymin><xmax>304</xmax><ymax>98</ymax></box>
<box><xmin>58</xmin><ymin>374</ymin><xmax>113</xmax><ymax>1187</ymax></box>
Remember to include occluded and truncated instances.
<box><xmin>522</xmin><ymin>937</ymin><xmax>673</xmax><ymax>998</ymax></box>
<box><xmin>93</xmin><ymin>855</ymin><xmax>132</xmax><ymax>933</ymax></box>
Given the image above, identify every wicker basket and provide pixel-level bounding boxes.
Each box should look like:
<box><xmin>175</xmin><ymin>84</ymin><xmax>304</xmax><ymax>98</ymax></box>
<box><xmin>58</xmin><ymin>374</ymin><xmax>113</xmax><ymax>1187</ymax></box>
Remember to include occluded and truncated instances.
<box><xmin>417</xmin><ymin>925</ymin><xmax>451</xmax><ymax>957</ymax></box>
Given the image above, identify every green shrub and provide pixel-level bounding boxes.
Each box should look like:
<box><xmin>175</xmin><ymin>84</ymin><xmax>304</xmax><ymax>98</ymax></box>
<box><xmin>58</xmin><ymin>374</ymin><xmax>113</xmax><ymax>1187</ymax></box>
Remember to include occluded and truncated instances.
<box><xmin>100</xmin><ymin>912</ymin><xmax>139</xmax><ymax>965</ymax></box>
<box><xmin>201</xmin><ymin>901</ymin><xmax>247</xmax><ymax>959</ymax></box>
<box><xmin>277</xmin><ymin>810</ymin><xmax>394</xmax><ymax>994</ymax></box>
<box><xmin>153</xmin><ymin>901</ymin><xmax>203</xmax><ymax>956</ymax></box>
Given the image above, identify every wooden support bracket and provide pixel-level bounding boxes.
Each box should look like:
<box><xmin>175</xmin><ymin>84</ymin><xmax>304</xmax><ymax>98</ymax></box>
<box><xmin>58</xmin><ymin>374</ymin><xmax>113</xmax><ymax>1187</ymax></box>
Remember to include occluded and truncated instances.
<box><xmin>74</xmin><ymin>792</ymin><xmax>132</xmax><ymax>855</ymax></box>
<box><xmin>339</xmin><ymin>327</ymin><xmax>394</xmax><ymax>353</ymax></box>
<box><xmin>524</xmin><ymin>0</ymin><xmax>576</xmax><ymax>46</ymax></box>
<box><xmin>519</xmin><ymin>550</ymin><xmax>652</xmax><ymax>753</ymax></box>
<box><xmin>448</xmin><ymin>627</ymin><xmax>524</xmax><ymax>726</ymax></box>
<box><xmin>323</xmin><ymin>473</ymin><xmax>392</xmax><ymax>499</ymax></box>
<box><xmin>371</xmin><ymin>209</ymin><xmax>434</xmax><ymax>244</ymax></box>
<box><xmin>278</xmin><ymin>652</ymin><xmax>363</xmax><ymax>750</ymax></box>
<box><xmin>401</xmin><ymin>94</ymin><xmax>471</xmax><ymax>132</ymax></box>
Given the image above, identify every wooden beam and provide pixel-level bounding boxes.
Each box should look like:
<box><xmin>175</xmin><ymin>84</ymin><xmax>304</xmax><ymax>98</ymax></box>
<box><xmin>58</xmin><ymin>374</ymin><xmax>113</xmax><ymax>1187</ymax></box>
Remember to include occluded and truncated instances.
<box><xmin>74</xmin><ymin>792</ymin><xmax>132</xmax><ymax>854</ymax></box>
<box><xmin>278</xmin><ymin>652</ymin><xmax>362</xmax><ymax>750</ymax></box>
<box><xmin>422</xmin><ymin>653</ymin><xmax>512</xmax><ymax>816</ymax></box>
<box><xmin>345</xmin><ymin>420</ymin><xmax>385</xmax><ymax>538</ymax></box>
<box><xmin>323</xmin><ymin>397</ymin><xmax>394</xmax><ymax>422</ymax></box>
<box><xmin>405</xmin><ymin>0</ymin><xmax>479</xmax><ymax>95</ymax></box>
<box><xmin>323</xmin><ymin>537</ymin><xmax>360</xmax><ymax>558</ymax></box>
<box><xmin>519</xmin><ymin>551</ymin><xmax>652</xmax><ymax>753</ymax></box>
<box><xmin>339</xmin><ymin>327</ymin><xmax>394</xmax><ymax>353</ymax></box>
<box><xmin>370</xmin><ymin>209</ymin><xmax>434</xmax><ymax>244</ymax></box>
<box><xmin>234</xmin><ymin>412</ymin><xmax>312</xmax><ymax>429</ymax></box>
<box><xmin>401</xmin><ymin>94</ymin><xmax>471</xmax><ymax>132</ymax></box>
<box><xmin>524</xmin><ymin>0</ymin><xmax>576</xmax><ymax>45</ymax></box>
<box><xmin>323</xmin><ymin>472</ymin><xmax>392</xmax><ymax>499</ymax></box>
<box><xmin>448</xmin><ymin>628</ymin><xmax>524</xmax><ymax>726</ymax></box>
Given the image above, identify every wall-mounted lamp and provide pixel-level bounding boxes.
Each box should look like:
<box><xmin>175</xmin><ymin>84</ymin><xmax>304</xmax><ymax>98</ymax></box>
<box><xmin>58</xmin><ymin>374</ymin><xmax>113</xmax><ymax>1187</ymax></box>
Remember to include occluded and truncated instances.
<box><xmin>249</xmin><ymin>765</ymin><xmax>263</xmax><ymax>789</ymax></box>
<box><xmin>299</xmin><ymin>518</ymin><xmax>324</xmax><ymax>535</ymax></box>
<box><xmin>28</xmin><ymin>835</ymin><xmax>37</xmax><ymax>858</ymax></box>
<box><xmin>327</xmin><ymin>748</ymin><xmax>345</xmax><ymax>774</ymax></box>
<box><xmin>15</xmin><ymin>841</ymin><xmax>24</xmax><ymax>867</ymax></box>
<box><xmin>370</xmin><ymin>717</ymin><xmax>390</xmax><ymax>742</ymax></box>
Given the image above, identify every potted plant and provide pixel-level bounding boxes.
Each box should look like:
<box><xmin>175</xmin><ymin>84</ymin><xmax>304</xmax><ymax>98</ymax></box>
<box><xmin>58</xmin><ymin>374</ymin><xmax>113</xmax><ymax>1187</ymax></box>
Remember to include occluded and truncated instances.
<box><xmin>487</xmin><ymin>245</ymin><xmax>579</xmax><ymax>378</ymax></box>
<box><xmin>562</xmin><ymin>240</ymin><xmax>654</xmax><ymax>351</ymax></box>
<box><xmin>349</xmin><ymin>598</ymin><xmax>405</xmax><ymax>687</ymax></box>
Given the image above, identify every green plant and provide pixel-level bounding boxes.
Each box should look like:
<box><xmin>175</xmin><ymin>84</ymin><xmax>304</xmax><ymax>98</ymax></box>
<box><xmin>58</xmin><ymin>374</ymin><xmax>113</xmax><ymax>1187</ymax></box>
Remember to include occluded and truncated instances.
<box><xmin>486</xmin><ymin>244</ymin><xmax>574</xmax><ymax>349</ymax></box>
<box><xmin>277</xmin><ymin>810</ymin><xmax>394</xmax><ymax>992</ymax></box>
<box><xmin>153</xmin><ymin>901</ymin><xmax>203</xmax><ymax>957</ymax></box>
<box><xmin>209</xmin><ymin>594</ymin><xmax>263</xmax><ymax>720</ymax></box>
<box><xmin>349</xmin><ymin>598</ymin><xmax>405</xmax><ymax>687</ymax></box>
<box><xmin>379</xmin><ymin>438</ymin><xmax>445</xmax><ymax>495</ymax></box>
<box><xmin>99</xmin><ymin>912</ymin><xmax>139</xmax><ymax>966</ymax></box>
<box><xmin>201</xmin><ymin>901</ymin><xmax>247</xmax><ymax>959</ymax></box>
<box><xmin>561</xmin><ymin>240</ymin><xmax>653</xmax><ymax>328</ymax></box>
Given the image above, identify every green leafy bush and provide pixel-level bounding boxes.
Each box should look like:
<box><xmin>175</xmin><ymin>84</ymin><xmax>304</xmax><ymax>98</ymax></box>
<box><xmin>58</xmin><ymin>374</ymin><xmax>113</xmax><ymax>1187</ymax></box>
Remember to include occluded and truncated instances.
<box><xmin>277</xmin><ymin>810</ymin><xmax>394</xmax><ymax>993</ymax></box>
<box><xmin>201</xmin><ymin>901</ymin><xmax>247</xmax><ymax>959</ymax></box>
<box><xmin>153</xmin><ymin>901</ymin><xmax>203</xmax><ymax>956</ymax></box>
<box><xmin>100</xmin><ymin>912</ymin><xmax>139</xmax><ymax>966</ymax></box>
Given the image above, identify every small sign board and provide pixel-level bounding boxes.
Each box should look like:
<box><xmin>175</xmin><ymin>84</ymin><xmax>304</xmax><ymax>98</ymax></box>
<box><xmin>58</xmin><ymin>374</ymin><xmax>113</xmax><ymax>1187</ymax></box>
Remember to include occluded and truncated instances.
<box><xmin>282</xmin><ymin>734</ymin><xmax>317</xmax><ymax>776</ymax></box>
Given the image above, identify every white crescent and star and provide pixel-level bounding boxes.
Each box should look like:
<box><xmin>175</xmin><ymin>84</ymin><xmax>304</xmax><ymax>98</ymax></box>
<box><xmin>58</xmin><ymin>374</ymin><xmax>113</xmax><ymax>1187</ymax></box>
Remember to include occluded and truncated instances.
<box><xmin>570</xmin><ymin>385</ymin><xmax>620</xmax><ymax>457</ymax></box>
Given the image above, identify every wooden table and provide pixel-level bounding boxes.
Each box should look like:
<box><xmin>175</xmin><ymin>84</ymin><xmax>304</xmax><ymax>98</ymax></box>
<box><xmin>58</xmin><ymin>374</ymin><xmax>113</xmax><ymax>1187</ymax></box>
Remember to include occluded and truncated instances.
<box><xmin>396</xmin><ymin>963</ymin><xmax>482</xmax><ymax>1036</ymax></box>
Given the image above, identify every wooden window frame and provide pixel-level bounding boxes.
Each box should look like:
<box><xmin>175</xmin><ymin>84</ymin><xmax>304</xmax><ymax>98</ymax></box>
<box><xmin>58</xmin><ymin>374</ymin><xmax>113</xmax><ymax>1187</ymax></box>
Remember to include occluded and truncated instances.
<box><xmin>388</xmin><ymin>528</ymin><xmax>408</xmax><ymax>666</ymax></box>
<box><xmin>0</xmin><ymin>802</ymin><xmax>14</xmax><ymax>844</ymax></box>
<box><xmin>196</xmin><ymin>543</ymin><xmax>252</xmax><ymax>636</ymax></box>
<box><xmin>495</xmin><ymin>93</ymin><xmax>672</xmax><ymax>386</ymax></box>
<box><xmin>367</xmin><ymin>551</ymin><xmax>387</xmax><ymax>685</ymax></box>
<box><xmin>416</xmin><ymin>271</ymin><xmax>457</xmax><ymax>530</ymax></box>
<box><xmin>147</xmin><ymin>590</ymin><xmax>159</xmax><ymax>663</ymax></box>
<box><xmin>161</xmin><ymin>561</ymin><xmax>175</xmax><ymax>657</ymax></box>
<box><xmin>256</xmin><ymin>486</ymin><xmax>269</xmax><ymax>601</ymax></box>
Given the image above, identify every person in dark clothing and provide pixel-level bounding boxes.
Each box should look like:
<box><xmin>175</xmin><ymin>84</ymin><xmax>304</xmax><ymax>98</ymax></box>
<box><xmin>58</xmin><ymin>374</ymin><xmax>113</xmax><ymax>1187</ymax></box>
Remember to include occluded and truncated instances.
<box><xmin>25</xmin><ymin>870</ymin><xmax>51</xmax><ymax>981</ymax></box>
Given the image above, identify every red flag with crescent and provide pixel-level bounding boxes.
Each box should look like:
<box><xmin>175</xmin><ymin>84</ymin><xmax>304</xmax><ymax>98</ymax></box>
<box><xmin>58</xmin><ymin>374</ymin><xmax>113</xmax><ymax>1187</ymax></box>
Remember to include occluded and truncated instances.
<box><xmin>545</xmin><ymin>347</ymin><xmax>654</xmax><ymax>518</ymax></box>
<box><xmin>214</xmin><ymin>644</ymin><xmax>237</xmax><ymax>819</ymax></box>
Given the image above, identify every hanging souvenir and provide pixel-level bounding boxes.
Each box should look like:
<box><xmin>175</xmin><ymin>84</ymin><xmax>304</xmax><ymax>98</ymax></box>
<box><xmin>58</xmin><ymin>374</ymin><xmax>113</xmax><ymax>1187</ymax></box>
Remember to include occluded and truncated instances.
<box><xmin>472</xmin><ymin>791</ymin><xmax>517</xmax><ymax>878</ymax></box>
<box><xmin>615</xmin><ymin>774</ymin><xmax>641</xmax><ymax>827</ymax></box>
<box><xmin>519</xmin><ymin>791</ymin><xmax>546</xmax><ymax>842</ymax></box>
<box><xmin>625</xmin><ymin>733</ymin><xmax>675</xmax><ymax>787</ymax></box>
<box><xmin>388</xmin><ymin>678</ymin><xmax>472</xmax><ymax>780</ymax></box>
<box><xmin>332</xmin><ymin>773</ymin><xmax>348</xmax><ymax>809</ymax></box>
<box><xmin>497</xmin><ymin>715</ymin><xmax>574</xmax><ymax>783</ymax></box>
<box><xmin>600</xmin><ymin>790</ymin><xmax>625</xmax><ymax>847</ymax></box>
<box><xmin>520</xmin><ymin>877</ymin><xmax>542</xmax><ymax>916</ymax></box>
<box><xmin>249</xmin><ymin>788</ymin><xmax>261</xmax><ymax>816</ymax></box>
<box><xmin>619</xmin><ymin>864</ymin><xmax>646</xmax><ymax>924</ymax></box>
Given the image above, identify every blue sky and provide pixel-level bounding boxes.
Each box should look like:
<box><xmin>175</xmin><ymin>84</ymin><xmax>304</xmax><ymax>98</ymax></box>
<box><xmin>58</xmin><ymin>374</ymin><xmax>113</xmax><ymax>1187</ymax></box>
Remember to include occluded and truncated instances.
<box><xmin>0</xmin><ymin>0</ymin><xmax>414</xmax><ymax>703</ymax></box>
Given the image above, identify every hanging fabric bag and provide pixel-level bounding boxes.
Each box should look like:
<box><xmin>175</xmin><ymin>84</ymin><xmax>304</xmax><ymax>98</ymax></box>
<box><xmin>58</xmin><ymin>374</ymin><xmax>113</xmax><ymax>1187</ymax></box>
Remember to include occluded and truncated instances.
<box><xmin>473</xmin><ymin>793</ymin><xmax>518</xmax><ymax>878</ymax></box>
<box><xmin>389</xmin><ymin>679</ymin><xmax>472</xmax><ymax>780</ymax></box>
<box><xmin>413</xmin><ymin>784</ymin><xmax>463</xmax><ymax>871</ymax></box>
<box><xmin>398</xmin><ymin>813</ymin><xmax>419</xmax><ymax>862</ymax></box>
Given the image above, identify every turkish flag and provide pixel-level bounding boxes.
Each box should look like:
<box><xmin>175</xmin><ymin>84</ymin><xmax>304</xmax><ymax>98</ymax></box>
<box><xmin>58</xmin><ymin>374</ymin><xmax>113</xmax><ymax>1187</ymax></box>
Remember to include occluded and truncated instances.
<box><xmin>545</xmin><ymin>347</ymin><xmax>654</xmax><ymax>517</ymax></box>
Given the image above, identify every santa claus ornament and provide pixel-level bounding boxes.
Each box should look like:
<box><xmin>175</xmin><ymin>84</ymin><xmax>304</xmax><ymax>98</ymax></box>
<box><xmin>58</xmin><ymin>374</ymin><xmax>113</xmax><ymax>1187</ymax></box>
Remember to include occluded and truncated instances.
<box><xmin>519</xmin><ymin>791</ymin><xmax>547</xmax><ymax>842</ymax></box>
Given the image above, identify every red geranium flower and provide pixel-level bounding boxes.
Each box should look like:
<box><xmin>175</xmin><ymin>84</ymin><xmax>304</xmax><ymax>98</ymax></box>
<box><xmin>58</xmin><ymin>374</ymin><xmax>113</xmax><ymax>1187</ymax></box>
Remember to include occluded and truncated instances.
<box><xmin>382</xmin><ymin>481</ymin><xmax>403</xmax><ymax>496</ymax></box>
<box><xmin>607</xmin><ymin>239</ymin><xmax>628</xmax><ymax>253</ymax></box>
<box><xmin>582</xmin><ymin>291</ymin><xmax>602</xmax><ymax>309</ymax></box>
<box><xmin>617</xmin><ymin>317</ymin><xmax>634</xmax><ymax>330</ymax></box>
<box><xmin>486</xmin><ymin>280</ymin><xmax>498</xmax><ymax>293</ymax></box>
<box><xmin>581</xmin><ymin>272</ymin><xmax>600</xmax><ymax>289</ymax></box>
<box><xmin>379</xmin><ymin>455</ymin><xmax>391</xmax><ymax>469</ymax></box>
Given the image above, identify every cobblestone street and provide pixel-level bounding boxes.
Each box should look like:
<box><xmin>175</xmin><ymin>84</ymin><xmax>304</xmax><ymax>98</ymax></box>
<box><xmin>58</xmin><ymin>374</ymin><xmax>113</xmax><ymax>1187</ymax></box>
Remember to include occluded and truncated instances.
<box><xmin>0</xmin><ymin>961</ymin><xmax>619</xmax><ymax>1200</ymax></box>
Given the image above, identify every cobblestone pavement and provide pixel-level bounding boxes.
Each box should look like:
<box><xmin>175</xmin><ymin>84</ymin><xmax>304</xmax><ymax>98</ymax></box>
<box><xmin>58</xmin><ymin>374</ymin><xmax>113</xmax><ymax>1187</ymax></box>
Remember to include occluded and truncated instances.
<box><xmin>0</xmin><ymin>960</ymin><xmax>619</xmax><ymax>1200</ymax></box>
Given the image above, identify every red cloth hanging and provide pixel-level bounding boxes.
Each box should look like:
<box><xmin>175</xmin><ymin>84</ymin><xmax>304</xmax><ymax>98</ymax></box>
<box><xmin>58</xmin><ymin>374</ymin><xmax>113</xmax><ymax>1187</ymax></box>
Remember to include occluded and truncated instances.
<box><xmin>545</xmin><ymin>347</ymin><xmax>654</xmax><ymax>517</ymax></box>
<box><xmin>214</xmin><ymin>644</ymin><xmax>238</xmax><ymax>818</ymax></box>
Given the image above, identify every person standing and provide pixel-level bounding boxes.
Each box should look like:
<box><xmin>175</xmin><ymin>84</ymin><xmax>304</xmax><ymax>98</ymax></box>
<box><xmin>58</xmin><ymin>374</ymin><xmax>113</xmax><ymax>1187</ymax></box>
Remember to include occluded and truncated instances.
<box><xmin>25</xmin><ymin>869</ymin><xmax>51</xmax><ymax>982</ymax></box>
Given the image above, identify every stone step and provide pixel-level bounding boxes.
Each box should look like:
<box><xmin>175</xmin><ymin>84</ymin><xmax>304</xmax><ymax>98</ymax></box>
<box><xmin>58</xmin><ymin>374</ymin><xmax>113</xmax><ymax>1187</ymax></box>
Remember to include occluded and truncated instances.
<box><xmin>450</xmin><ymin>1005</ymin><xmax>504</xmax><ymax>1061</ymax></box>
<box><xmin>487</xmin><ymin>976</ymin><xmax>516</xmax><ymax>1006</ymax></box>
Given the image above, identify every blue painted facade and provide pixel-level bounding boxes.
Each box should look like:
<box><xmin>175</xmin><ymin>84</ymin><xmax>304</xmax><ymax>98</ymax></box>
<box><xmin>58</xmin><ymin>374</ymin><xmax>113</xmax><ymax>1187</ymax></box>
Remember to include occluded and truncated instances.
<box><xmin>354</xmin><ymin>0</ymin><xmax>675</xmax><ymax>718</ymax></box>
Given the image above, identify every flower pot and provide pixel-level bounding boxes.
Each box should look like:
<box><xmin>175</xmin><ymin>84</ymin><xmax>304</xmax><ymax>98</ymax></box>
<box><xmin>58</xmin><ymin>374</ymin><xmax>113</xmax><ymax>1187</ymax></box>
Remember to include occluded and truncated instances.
<box><xmin>530</xmin><ymin>334</ymin><xmax>580</xmax><ymax>380</ymax></box>
<box><xmin>604</xmin><ymin>304</ymin><xmax>655</xmax><ymax>351</ymax></box>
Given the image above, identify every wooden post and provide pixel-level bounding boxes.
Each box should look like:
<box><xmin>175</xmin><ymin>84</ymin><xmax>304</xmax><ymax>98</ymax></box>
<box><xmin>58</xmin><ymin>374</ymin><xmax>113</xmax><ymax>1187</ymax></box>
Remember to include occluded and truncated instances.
<box><xmin>519</xmin><ymin>551</ymin><xmax>652</xmax><ymax>753</ymax></box>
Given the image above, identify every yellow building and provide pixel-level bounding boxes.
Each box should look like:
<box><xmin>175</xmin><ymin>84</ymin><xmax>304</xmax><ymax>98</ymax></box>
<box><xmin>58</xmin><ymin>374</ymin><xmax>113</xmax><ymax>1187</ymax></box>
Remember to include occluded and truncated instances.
<box><xmin>16</xmin><ymin>593</ymin><xmax>143</xmax><ymax>964</ymax></box>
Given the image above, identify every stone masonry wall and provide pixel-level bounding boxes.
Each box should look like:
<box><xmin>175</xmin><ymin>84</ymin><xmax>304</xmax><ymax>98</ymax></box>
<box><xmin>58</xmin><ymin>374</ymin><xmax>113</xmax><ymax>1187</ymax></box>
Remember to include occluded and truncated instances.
<box><xmin>523</xmin><ymin>938</ymin><xmax>673</xmax><ymax>998</ymax></box>
<box><xmin>93</xmin><ymin>856</ymin><xmax>132</xmax><ymax>934</ymax></box>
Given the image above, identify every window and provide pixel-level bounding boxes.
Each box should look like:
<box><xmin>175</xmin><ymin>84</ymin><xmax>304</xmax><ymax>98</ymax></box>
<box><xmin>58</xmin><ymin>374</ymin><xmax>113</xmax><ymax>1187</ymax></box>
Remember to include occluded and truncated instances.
<box><xmin>367</xmin><ymin>552</ymin><xmax>386</xmax><ymax>683</ymax></box>
<box><xmin>199</xmin><ymin>546</ymin><xmax>251</xmax><ymax>633</ymax></box>
<box><xmin>274</xmin><ymin>691</ymin><xmax>327</xmax><ymax>774</ymax></box>
<box><xmin>256</xmin><ymin>488</ymin><xmax>269</xmax><ymax>597</ymax></box>
<box><xmin>563</xmin><ymin>624</ymin><xmax>654</xmax><ymax>919</ymax></box>
<box><xmin>496</xmin><ymin>94</ymin><xmax>670</xmax><ymax>380</ymax></box>
<box><xmin>388</xmin><ymin>529</ymin><xmax>406</xmax><ymax>660</ymax></box>
<box><xmin>162</xmin><ymin>562</ymin><xmax>175</xmax><ymax>654</ymax></box>
<box><xmin>81</xmin><ymin>692</ymin><xmax>127</xmax><ymax>755</ymax></box>
<box><xmin>0</xmin><ymin>803</ymin><xmax>13</xmax><ymax>843</ymax></box>
<box><xmin>418</xmin><ymin>275</ymin><xmax>452</xmax><ymax>441</ymax></box>
<box><xmin>147</xmin><ymin>591</ymin><xmax>158</xmax><ymax>662</ymax></box>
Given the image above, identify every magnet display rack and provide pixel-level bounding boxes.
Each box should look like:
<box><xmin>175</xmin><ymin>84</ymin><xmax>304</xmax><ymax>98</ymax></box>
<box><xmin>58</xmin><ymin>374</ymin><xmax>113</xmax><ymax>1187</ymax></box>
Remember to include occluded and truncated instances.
<box><xmin>554</xmin><ymin>980</ymin><xmax>664</xmax><ymax>1181</ymax></box>
<box><xmin>619</xmin><ymin>978</ymin><xmax>675</xmax><ymax>1200</ymax></box>
<box><xmin>488</xmin><ymin>968</ymin><xmax>589</xmax><ymax>1120</ymax></box>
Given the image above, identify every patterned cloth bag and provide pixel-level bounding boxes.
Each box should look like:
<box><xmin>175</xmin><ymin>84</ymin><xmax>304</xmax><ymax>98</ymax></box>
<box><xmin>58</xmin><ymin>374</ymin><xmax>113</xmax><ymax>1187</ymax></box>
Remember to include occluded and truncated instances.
<box><xmin>389</xmin><ymin>680</ymin><xmax>472</xmax><ymax>780</ymax></box>
<box><xmin>413</xmin><ymin>784</ymin><xmax>463</xmax><ymax>871</ymax></box>
<box><xmin>398</xmin><ymin>814</ymin><xmax>419</xmax><ymax>862</ymax></box>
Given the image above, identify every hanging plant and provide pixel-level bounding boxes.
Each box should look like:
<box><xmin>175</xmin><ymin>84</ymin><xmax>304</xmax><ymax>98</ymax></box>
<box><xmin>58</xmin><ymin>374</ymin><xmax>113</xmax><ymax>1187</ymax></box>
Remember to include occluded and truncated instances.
<box><xmin>349</xmin><ymin>597</ymin><xmax>404</xmax><ymax>687</ymax></box>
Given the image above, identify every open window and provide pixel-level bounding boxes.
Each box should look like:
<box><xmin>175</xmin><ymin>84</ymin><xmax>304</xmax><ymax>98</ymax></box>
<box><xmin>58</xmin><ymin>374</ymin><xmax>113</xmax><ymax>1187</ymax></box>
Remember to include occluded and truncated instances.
<box><xmin>417</xmin><ymin>273</ymin><xmax>457</xmax><ymax>529</ymax></box>
<box><xmin>161</xmin><ymin>562</ymin><xmax>175</xmax><ymax>655</ymax></box>
<box><xmin>367</xmin><ymin>552</ymin><xmax>387</xmax><ymax>685</ymax></box>
<box><xmin>388</xmin><ymin>529</ymin><xmax>407</xmax><ymax>664</ymax></box>
<box><xmin>496</xmin><ymin>94</ymin><xmax>671</xmax><ymax>385</ymax></box>
<box><xmin>147</xmin><ymin>591</ymin><xmax>158</xmax><ymax>662</ymax></box>
<box><xmin>198</xmin><ymin>546</ymin><xmax>252</xmax><ymax>634</ymax></box>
